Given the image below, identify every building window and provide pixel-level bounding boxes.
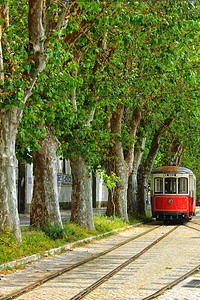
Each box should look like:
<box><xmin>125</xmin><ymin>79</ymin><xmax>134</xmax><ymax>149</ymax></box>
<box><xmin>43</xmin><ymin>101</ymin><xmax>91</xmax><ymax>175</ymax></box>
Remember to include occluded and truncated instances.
<box><xmin>154</xmin><ymin>178</ymin><xmax>163</xmax><ymax>193</ymax></box>
<box><xmin>165</xmin><ymin>178</ymin><xmax>176</xmax><ymax>194</ymax></box>
<box><xmin>62</xmin><ymin>159</ymin><xmax>66</xmax><ymax>174</ymax></box>
<box><xmin>178</xmin><ymin>177</ymin><xmax>188</xmax><ymax>194</ymax></box>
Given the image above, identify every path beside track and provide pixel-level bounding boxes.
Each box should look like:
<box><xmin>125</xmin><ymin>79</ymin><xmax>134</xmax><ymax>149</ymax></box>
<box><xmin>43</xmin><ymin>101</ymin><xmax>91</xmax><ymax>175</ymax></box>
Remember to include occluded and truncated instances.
<box><xmin>1</xmin><ymin>219</ymin><xmax>200</xmax><ymax>299</ymax></box>
<box><xmin>1</xmin><ymin>208</ymin><xmax>200</xmax><ymax>300</ymax></box>
<box><xmin>156</xmin><ymin>212</ymin><xmax>200</xmax><ymax>300</ymax></box>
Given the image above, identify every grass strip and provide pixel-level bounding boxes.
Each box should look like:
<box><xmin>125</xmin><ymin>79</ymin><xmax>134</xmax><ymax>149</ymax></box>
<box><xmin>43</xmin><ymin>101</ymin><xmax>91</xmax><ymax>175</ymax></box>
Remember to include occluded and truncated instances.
<box><xmin>0</xmin><ymin>213</ymin><xmax>147</xmax><ymax>267</ymax></box>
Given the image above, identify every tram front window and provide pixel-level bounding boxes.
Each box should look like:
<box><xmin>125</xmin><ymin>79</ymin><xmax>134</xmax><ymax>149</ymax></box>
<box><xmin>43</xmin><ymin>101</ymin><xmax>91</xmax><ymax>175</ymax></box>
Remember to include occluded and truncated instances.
<box><xmin>154</xmin><ymin>178</ymin><xmax>163</xmax><ymax>193</ymax></box>
<box><xmin>178</xmin><ymin>177</ymin><xmax>188</xmax><ymax>194</ymax></box>
<box><xmin>165</xmin><ymin>178</ymin><xmax>176</xmax><ymax>194</ymax></box>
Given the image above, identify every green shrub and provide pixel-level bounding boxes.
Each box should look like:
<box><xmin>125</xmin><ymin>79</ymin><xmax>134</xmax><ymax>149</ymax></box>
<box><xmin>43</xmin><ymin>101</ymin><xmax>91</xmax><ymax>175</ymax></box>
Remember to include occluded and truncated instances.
<box><xmin>42</xmin><ymin>223</ymin><xmax>65</xmax><ymax>240</ymax></box>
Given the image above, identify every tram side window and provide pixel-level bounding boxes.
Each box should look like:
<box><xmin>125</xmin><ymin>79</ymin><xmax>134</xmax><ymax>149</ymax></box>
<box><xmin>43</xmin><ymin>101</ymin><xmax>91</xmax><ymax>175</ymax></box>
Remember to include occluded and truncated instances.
<box><xmin>154</xmin><ymin>178</ymin><xmax>163</xmax><ymax>194</ymax></box>
<box><xmin>165</xmin><ymin>178</ymin><xmax>176</xmax><ymax>194</ymax></box>
<box><xmin>178</xmin><ymin>177</ymin><xmax>188</xmax><ymax>194</ymax></box>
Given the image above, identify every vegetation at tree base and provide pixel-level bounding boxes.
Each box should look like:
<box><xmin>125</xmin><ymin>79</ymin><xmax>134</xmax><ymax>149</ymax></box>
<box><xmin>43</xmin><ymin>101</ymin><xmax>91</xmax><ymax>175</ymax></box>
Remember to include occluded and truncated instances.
<box><xmin>0</xmin><ymin>0</ymin><xmax>200</xmax><ymax>243</ymax></box>
<box><xmin>0</xmin><ymin>213</ymin><xmax>144</xmax><ymax>267</ymax></box>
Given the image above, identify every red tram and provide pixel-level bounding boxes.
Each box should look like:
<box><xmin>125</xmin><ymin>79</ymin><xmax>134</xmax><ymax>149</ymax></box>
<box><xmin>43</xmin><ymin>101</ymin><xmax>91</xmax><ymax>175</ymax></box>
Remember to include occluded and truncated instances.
<box><xmin>151</xmin><ymin>166</ymin><xmax>196</xmax><ymax>223</ymax></box>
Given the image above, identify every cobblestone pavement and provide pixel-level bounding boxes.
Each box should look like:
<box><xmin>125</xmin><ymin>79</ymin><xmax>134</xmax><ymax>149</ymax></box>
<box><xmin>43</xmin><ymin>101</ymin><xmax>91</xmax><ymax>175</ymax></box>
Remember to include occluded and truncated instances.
<box><xmin>156</xmin><ymin>213</ymin><xmax>200</xmax><ymax>300</ymax></box>
<box><xmin>156</xmin><ymin>273</ymin><xmax>200</xmax><ymax>300</ymax></box>
<box><xmin>1</xmin><ymin>210</ymin><xmax>200</xmax><ymax>300</ymax></box>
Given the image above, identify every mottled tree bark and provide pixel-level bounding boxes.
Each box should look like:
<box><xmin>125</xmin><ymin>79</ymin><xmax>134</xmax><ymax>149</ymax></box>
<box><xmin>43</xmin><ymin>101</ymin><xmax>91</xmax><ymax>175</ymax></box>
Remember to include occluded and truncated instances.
<box><xmin>28</xmin><ymin>0</ymin><xmax>44</xmax><ymax>52</ymax></box>
<box><xmin>137</xmin><ymin>133</ymin><xmax>160</xmax><ymax>217</ymax></box>
<box><xmin>106</xmin><ymin>159</ymin><xmax>129</xmax><ymax>221</ymax></box>
<box><xmin>137</xmin><ymin>118</ymin><xmax>175</xmax><ymax>216</ymax></box>
<box><xmin>70</xmin><ymin>156</ymin><xmax>94</xmax><ymax>229</ymax></box>
<box><xmin>127</xmin><ymin>136</ymin><xmax>146</xmax><ymax>218</ymax></box>
<box><xmin>0</xmin><ymin>0</ymin><xmax>67</xmax><ymax>241</ymax></box>
<box><xmin>67</xmin><ymin>34</ymin><xmax>109</xmax><ymax>228</ymax></box>
<box><xmin>162</xmin><ymin>136</ymin><xmax>184</xmax><ymax>166</ymax></box>
<box><xmin>106</xmin><ymin>105</ymin><xmax>141</xmax><ymax>221</ymax></box>
<box><xmin>0</xmin><ymin>109</ymin><xmax>22</xmax><ymax>243</ymax></box>
<box><xmin>106</xmin><ymin>104</ymin><xmax>128</xmax><ymax>220</ymax></box>
<box><xmin>0</xmin><ymin>3</ymin><xmax>22</xmax><ymax>243</ymax></box>
<box><xmin>30</xmin><ymin>128</ymin><xmax>63</xmax><ymax>229</ymax></box>
<box><xmin>0</xmin><ymin>2</ymin><xmax>7</xmax><ymax>82</ymax></box>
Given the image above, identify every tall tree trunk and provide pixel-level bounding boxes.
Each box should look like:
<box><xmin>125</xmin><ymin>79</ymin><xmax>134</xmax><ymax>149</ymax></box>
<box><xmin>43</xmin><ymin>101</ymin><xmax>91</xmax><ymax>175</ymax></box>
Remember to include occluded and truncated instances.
<box><xmin>0</xmin><ymin>0</ymin><xmax>46</xmax><ymax>242</ymax></box>
<box><xmin>128</xmin><ymin>137</ymin><xmax>146</xmax><ymax>218</ymax></box>
<box><xmin>106</xmin><ymin>105</ymin><xmax>141</xmax><ymax>221</ymax></box>
<box><xmin>30</xmin><ymin>128</ymin><xmax>63</xmax><ymax>229</ymax></box>
<box><xmin>106</xmin><ymin>160</ymin><xmax>129</xmax><ymax>221</ymax></box>
<box><xmin>137</xmin><ymin>117</ymin><xmax>175</xmax><ymax>216</ymax></box>
<box><xmin>0</xmin><ymin>1</ymin><xmax>67</xmax><ymax>241</ymax></box>
<box><xmin>105</xmin><ymin>104</ymin><xmax>128</xmax><ymax>221</ymax></box>
<box><xmin>70</xmin><ymin>156</ymin><xmax>94</xmax><ymax>229</ymax></box>
<box><xmin>0</xmin><ymin>4</ymin><xmax>22</xmax><ymax>243</ymax></box>
<box><xmin>67</xmin><ymin>35</ymin><xmax>110</xmax><ymax>228</ymax></box>
<box><xmin>128</xmin><ymin>171</ymin><xmax>138</xmax><ymax>216</ymax></box>
<box><xmin>0</xmin><ymin>109</ymin><xmax>22</xmax><ymax>243</ymax></box>
<box><xmin>0</xmin><ymin>3</ymin><xmax>5</xmax><ymax>82</ymax></box>
<box><xmin>137</xmin><ymin>133</ymin><xmax>160</xmax><ymax>217</ymax></box>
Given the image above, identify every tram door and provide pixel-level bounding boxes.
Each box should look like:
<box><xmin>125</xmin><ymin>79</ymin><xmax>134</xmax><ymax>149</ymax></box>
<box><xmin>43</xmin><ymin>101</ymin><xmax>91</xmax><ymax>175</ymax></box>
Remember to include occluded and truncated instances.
<box><xmin>18</xmin><ymin>161</ymin><xmax>25</xmax><ymax>214</ymax></box>
<box><xmin>189</xmin><ymin>174</ymin><xmax>196</xmax><ymax>214</ymax></box>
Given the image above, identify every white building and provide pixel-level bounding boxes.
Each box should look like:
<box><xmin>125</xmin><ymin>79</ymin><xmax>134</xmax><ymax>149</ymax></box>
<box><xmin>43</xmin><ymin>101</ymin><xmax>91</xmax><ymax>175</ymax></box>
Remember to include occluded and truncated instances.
<box><xmin>17</xmin><ymin>159</ymin><xmax>108</xmax><ymax>214</ymax></box>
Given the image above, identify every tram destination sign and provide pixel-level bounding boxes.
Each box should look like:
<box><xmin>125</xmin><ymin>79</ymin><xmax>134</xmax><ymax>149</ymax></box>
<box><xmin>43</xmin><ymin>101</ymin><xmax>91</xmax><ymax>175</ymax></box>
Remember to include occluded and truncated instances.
<box><xmin>164</xmin><ymin>173</ymin><xmax>176</xmax><ymax>177</ymax></box>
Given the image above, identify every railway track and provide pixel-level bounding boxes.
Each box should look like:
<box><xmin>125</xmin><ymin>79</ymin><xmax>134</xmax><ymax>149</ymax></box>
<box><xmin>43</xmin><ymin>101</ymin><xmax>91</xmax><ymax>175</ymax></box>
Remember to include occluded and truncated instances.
<box><xmin>1</xmin><ymin>222</ymin><xmax>200</xmax><ymax>300</ymax></box>
<box><xmin>142</xmin><ymin>264</ymin><xmax>200</xmax><ymax>300</ymax></box>
<box><xmin>68</xmin><ymin>224</ymin><xmax>200</xmax><ymax>300</ymax></box>
<box><xmin>69</xmin><ymin>226</ymin><xmax>178</xmax><ymax>300</ymax></box>
<box><xmin>184</xmin><ymin>219</ymin><xmax>200</xmax><ymax>233</ymax></box>
<box><xmin>0</xmin><ymin>224</ymin><xmax>161</xmax><ymax>300</ymax></box>
<box><xmin>0</xmin><ymin>224</ymin><xmax>177</xmax><ymax>300</ymax></box>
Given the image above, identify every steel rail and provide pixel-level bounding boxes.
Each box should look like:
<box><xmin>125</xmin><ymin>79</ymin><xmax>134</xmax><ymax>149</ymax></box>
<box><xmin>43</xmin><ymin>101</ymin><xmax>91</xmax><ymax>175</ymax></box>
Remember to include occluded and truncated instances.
<box><xmin>184</xmin><ymin>223</ymin><xmax>200</xmax><ymax>233</ymax></box>
<box><xmin>142</xmin><ymin>263</ymin><xmax>200</xmax><ymax>300</ymax></box>
<box><xmin>0</xmin><ymin>225</ymin><xmax>159</xmax><ymax>300</ymax></box>
<box><xmin>142</xmin><ymin>222</ymin><xmax>200</xmax><ymax>300</ymax></box>
<box><xmin>69</xmin><ymin>226</ymin><xmax>179</xmax><ymax>300</ymax></box>
<box><xmin>189</xmin><ymin>220</ymin><xmax>200</xmax><ymax>226</ymax></box>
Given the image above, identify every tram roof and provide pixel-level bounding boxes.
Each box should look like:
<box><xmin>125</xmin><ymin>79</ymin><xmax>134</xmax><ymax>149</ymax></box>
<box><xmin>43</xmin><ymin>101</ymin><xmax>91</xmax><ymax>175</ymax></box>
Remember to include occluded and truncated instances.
<box><xmin>151</xmin><ymin>166</ymin><xmax>194</xmax><ymax>175</ymax></box>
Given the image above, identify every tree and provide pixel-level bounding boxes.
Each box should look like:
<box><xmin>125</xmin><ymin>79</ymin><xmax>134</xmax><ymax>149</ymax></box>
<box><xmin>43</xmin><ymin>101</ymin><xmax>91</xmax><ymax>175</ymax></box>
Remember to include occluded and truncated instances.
<box><xmin>137</xmin><ymin>117</ymin><xmax>175</xmax><ymax>216</ymax></box>
<box><xmin>1</xmin><ymin>0</ymin><xmax>200</xmax><ymax>240</ymax></box>
<box><xmin>53</xmin><ymin>1</ymin><xmax>130</xmax><ymax>228</ymax></box>
<box><xmin>105</xmin><ymin>0</ymin><xmax>200</xmax><ymax>219</ymax></box>
<box><xmin>19</xmin><ymin>0</ymin><xmax>121</xmax><ymax>230</ymax></box>
<box><xmin>0</xmin><ymin>0</ymin><xmax>67</xmax><ymax>241</ymax></box>
<box><xmin>156</xmin><ymin>98</ymin><xmax>200</xmax><ymax>196</ymax></box>
<box><xmin>105</xmin><ymin>104</ymin><xmax>141</xmax><ymax>221</ymax></box>
<box><xmin>0</xmin><ymin>0</ymin><xmax>44</xmax><ymax>242</ymax></box>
